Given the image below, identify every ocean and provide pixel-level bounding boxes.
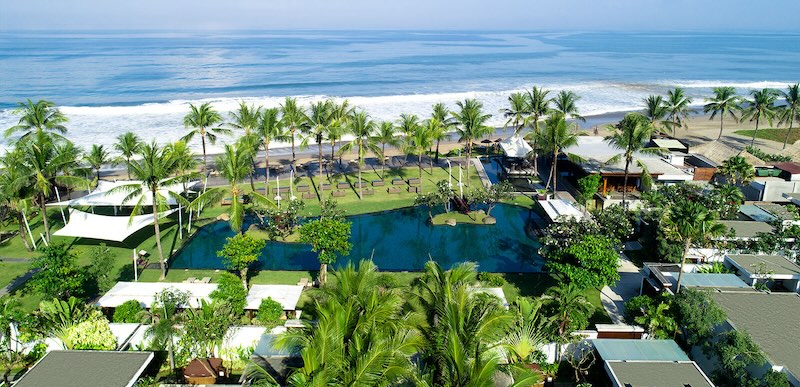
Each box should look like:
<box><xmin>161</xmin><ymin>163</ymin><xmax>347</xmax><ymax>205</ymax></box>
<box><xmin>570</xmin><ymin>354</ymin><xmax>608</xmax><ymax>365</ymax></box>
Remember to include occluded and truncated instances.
<box><xmin>0</xmin><ymin>30</ymin><xmax>798</xmax><ymax>153</ymax></box>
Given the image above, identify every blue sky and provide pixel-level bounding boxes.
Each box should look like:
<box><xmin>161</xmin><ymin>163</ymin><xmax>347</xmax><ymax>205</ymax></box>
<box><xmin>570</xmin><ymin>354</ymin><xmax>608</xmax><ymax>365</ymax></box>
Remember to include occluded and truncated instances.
<box><xmin>1</xmin><ymin>0</ymin><xmax>798</xmax><ymax>31</ymax></box>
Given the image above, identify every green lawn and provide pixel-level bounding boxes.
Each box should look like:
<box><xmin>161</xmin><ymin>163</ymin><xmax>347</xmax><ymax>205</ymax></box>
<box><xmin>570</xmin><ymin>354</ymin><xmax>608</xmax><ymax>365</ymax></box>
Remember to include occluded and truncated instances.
<box><xmin>734</xmin><ymin>128</ymin><xmax>798</xmax><ymax>145</ymax></box>
<box><xmin>0</xmin><ymin>260</ymin><xmax>31</xmax><ymax>290</ymax></box>
<box><xmin>431</xmin><ymin>211</ymin><xmax>488</xmax><ymax>225</ymax></box>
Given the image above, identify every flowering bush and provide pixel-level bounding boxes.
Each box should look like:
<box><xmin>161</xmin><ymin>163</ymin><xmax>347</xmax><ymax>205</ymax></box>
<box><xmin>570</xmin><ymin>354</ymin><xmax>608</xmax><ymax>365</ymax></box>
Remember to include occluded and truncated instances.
<box><xmin>62</xmin><ymin>311</ymin><xmax>117</xmax><ymax>350</ymax></box>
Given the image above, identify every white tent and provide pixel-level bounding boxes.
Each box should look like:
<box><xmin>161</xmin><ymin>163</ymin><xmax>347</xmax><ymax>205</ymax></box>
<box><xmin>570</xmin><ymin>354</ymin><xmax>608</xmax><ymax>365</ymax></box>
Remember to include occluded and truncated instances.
<box><xmin>48</xmin><ymin>180</ymin><xmax>195</xmax><ymax>207</ymax></box>
<box><xmin>96</xmin><ymin>281</ymin><xmax>218</xmax><ymax>309</ymax></box>
<box><xmin>500</xmin><ymin>135</ymin><xmax>533</xmax><ymax>158</ymax></box>
<box><xmin>54</xmin><ymin>208</ymin><xmax>177</xmax><ymax>242</ymax></box>
<box><xmin>540</xmin><ymin>199</ymin><xmax>584</xmax><ymax>222</ymax></box>
<box><xmin>245</xmin><ymin>285</ymin><xmax>304</xmax><ymax>311</ymax></box>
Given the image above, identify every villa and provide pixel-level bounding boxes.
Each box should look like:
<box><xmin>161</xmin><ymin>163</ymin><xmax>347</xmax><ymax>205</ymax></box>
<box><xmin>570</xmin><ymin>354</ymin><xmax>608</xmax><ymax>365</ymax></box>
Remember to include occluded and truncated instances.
<box><xmin>724</xmin><ymin>254</ymin><xmax>800</xmax><ymax>293</ymax></box>
<box><xmin>12</xmin><ymin>350</ymin><xmax>154</xmax><ymax>387</ymax></box>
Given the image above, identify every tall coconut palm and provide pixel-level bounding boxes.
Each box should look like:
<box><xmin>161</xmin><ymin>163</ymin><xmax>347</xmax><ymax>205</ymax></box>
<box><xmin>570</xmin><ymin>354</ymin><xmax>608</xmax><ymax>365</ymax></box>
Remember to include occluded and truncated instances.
<box><xmin>742</xmin><ymin>88</ymin><xmax>779</xmax><ymax>147</ymax></box>
<box><xmin>327</xmin><ymin>100</ymin><xmax>353</xmax><ymax>169</ymax></box>
<box><xmin>113</xmin><ymin>132</ymin><xmax>141</xmax><ymax>180</ymax></box>
<box><xmin>54</xmin><ymin>141</ymin><xmax>86</xmax><ymax>199</ymax></box>
<box><xmin>145</xmin><ymin>289</ymin><xmax>188</xmax><ymax>376</ymax></box>
<box><xmin>166</xmin><ymin>140</ymin><xmax>197</xmax><ymax>192</ymax></box>
<box><xmin>228</xmin><ymin>101</ymin><xmax>263</xmax><ymax>190</ymax></box>
<box><xmin>84</xmin><ymin>144</ymin><xmax>113</xmax><ymax>181</ymax></box>
<box><xmin>535</xmin><ymin>114</ymin><xmax>581</xmax><ymax>198</ymax></box>
<box><xmin>182</xmin><ymin>102</ymin><xmax>228</xmax><ymax>170</ymax></box>
<box><xmin>304</xmin><ymin>100</ymin><xmax>332</xmax><ymax>186</ymax></box>
<box><xmin>551</xmin><ymin>90</ymin><xmax>585</xmax><ymax>122</ymax></box>
<box><xmin>5</xmin><ymin>99</ymin><xmax>68</xmax><ymax>139</ymax></box>
<box><xmin>525</xmin><ymin>86</ymin><xmax>551</xmax><ymax>173</ymax></box>
<box><xmin>544</xmin><ymin>283</ymin><xmax>594</xmax><ymax>337</ymax></box>
<box><xmin>214</xmin><ymin>139</ymin><xmax>271</xmax><ymax>233</ymax></box>
<box><xmin>431</xmin><ymin>103</ymin><xmax>453</xmax><ymax>163</ymax></box>
<box><xmin>703</xmin><ymin>86</ymin><xmax>741</xmax><ymax>140</ymax></box>
<box><xmin>0</xmin><ymin>150</ymin><xmax>35</xmax><ymax>251</ymax></box>
<box><xmin>253</xmin><ymin>108</ymin><xmax>287</xmax><ymax>189</ymax></box>
<box><xmin>398</xmin><ymin>113</ymin><xmax>422</xmax><ymax>165</ymax></box>
<box><xmin>664</xmin><ymin>87</ymin><xmax>692</xmax><ymax>137</ymax></box>
<box><xmin>279</xmin><ymin>97</ymin><xmax>308</xmax><ymax>170</ymax></box>
<box><xmin>112</xmin><ymin>142</ymin><xmax>194</xmax><ymax>280</ymax></box>
<box><xmin>339</xmin><ymin>110</ymin><xmax>379</xmax><ymax>199</ymax></box>
<box><xmin>410</xmin><ymin>121</ymin><xmax>434</xmax><ymax>193</ymax></box>
<box><xmin>642</xmin><ymin>95</ymin><xmax>668</xmax><ymax>133</ymax></box>
<box><xmin>451</xmin><ymin>99</ymin><xmax>493</xmax><ymax>187</ymax></box>
<box><xmin>663</xmin><ymin>200</ymin><xmax>726</xmax><ymax>292</ymax></box>
<box><xmin>606</xmin><ymin>113</ymin><xmax>662</xmax><ymax>207</ymax></box>
<box><xmin>779</xmin><ymin>83</ymin><xmax>800</xmax><ymax>149</ymax></box>
<box><xmin>503</xmin><ymin>92</ymin><xmax>530</xmax><ymax>134</ymax></box>
<box><xmin>372</xmin><ymin>121</ymin><xmax>399</xmax><ymax>178</ymax></box>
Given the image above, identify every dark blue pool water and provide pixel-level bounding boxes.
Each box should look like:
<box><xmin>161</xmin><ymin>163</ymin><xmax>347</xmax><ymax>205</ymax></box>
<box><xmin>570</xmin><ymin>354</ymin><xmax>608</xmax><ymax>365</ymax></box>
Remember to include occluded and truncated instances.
<box><xmin>170</xmin><ymin>204</ymin><xmax>543</xmax><ymax>272</ymax></box>
<box><xmin>482</xmin><ymin>157</ymin><xmax>504</xmax><ymax>185</ymax></box>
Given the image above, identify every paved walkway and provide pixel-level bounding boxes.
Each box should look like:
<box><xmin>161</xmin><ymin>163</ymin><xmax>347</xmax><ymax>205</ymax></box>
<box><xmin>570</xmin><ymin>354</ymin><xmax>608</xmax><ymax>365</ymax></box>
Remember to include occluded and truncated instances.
<box><xmin>471</xmin><ymin>158</ymin><xmax>492</xmax><ymax>188</ymax></box>
<box><xmin>600</xmin><ymin>254</ymin><xmax>642</xmax><ymax>324</ymax></box>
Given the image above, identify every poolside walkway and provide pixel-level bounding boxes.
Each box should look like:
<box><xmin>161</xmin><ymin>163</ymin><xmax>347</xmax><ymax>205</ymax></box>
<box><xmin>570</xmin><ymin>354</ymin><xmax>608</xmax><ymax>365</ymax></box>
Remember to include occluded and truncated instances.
<box><xmin>600</xmin><ymin>254</ymin><xmax>642</xmax><ymax>324</ymax></box>
<box><xmin>471</xmin><ymin>158</ymin><xmax>492</xmax><ymax>188</ymax></box>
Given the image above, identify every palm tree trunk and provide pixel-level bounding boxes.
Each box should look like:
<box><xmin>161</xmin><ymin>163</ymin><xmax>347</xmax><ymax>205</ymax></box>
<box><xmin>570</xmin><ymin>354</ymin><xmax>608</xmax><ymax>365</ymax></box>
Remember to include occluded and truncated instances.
<box><xmin>751</xmin><ymin>118</ymin><xmax>760</xmax><ymax>147</ymax></box>
<box><xmin>429</xmin><ymin>147</ymin><xmax>434</xmax><ymax>173</ymax></box>
<box><xmin>358</xmin><ymin>142</ymin><xmax>364</xmax><ymax>200</ymax></box>
<box><xmin>201</xmin><ymin>134</ymin><xmax>207</xmax><ymax>171</ymax></box>
<box><xmin>622</xmin><ymin>157</ymin><xmax>631</xmax><ymax>207</ymax></box>
<box><xmin>418</xmin><ymin>154</ymin><xmax>424</xmax><ymax>193</ymax></box>
<box><xmin>674</xmin><ymin>239</ymin><xmax>692</xmax><ymax>293</ymax></box>
<box><xmin>783</xmin><ymin>114</ymin><xmax>794</xmax><ymax>149</ymax></box>
<box><xmin>465</xmin><ymin>142</ymin><xmax>472</xmax><ymax>187</ymax></box>
<box><xmin>434</xmin><ymin>139</ymin><xmax>441</xmax><ymax>163</ymax></box>
<box><xmin>381</xmin><ymin>143</ymin><xmax>386</xmax><ymax>179</ymax></box>
<box><xmin>17</xmin><ymin>212</ymin><xmax>31</xmax><ymax>251</ymax></box>
<box><xmin>126</xmin><ymin>157</ymin><xmax>132</xmax><ymax>180</ymax></box>
<box><xmin>264</xmin><ymin>141</ymin><xmax>270</xmax><ymax>193</ymax></box>
<box><xmin>533</xmin><ymin>119</ymin><xmax>540</xmax><ymax>173</ymax></box>
<box><xmin>552</xmin><ymin>151</ymin><xmax>559</xmax><ymax>199</ymax></box>
<box><xmin>39</xmin><ymin>194</ymin><xmax>50</xmax><ymax>241</ymax></box>
<box><xmin>291</xmin><ymin>129</ymin><xmax>296</xmax><ymax>170</ymax></box>
<box><xmin>152</xmin><ymin>194</ymin><xmax>166</xmax><ymax>280</ymax></box>
<box><xmin>318</xmin><ymin>136</ymin><xmax>324</xmax><ymax>195</ymax></box>
<box><xmin>330</xmin><ymin>141</ymin><xmax>336</xmax><ymax>175</ymax></box>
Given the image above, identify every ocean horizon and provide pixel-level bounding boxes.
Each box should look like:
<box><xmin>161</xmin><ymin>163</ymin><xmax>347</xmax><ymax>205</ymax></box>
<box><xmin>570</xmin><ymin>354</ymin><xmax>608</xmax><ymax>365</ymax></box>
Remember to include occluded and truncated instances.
<box><xmin>1</xmin><ymin>30</ymin><xmax>798</xmax><ymax>153</ymax></box>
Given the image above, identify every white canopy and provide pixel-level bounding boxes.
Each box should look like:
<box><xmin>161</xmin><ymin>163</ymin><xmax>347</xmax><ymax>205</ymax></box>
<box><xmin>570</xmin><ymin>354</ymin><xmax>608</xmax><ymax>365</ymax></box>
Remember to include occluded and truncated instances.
<box><xmin>96</xmin><ymin>282</ymin><xmax>218</xmax><ymax>309</ymax></box>
<box><xmin>49</xmin><ymin>180</ymin><xmax>195</xmax><ymax>207</ymax></box>
<box><xmin>500</xmin><ymin>135</ymin><xmax>533</xmax><ymax>158</ymax></box>
<box><xmin>540</xmin><ymin>199</ymin><xmax>584</xmax><ymax>222</ymax></box>
<box><xmin>245</xmin><ymin>285</ymin><xmax>305</xmax><ymax>311</ymax></box>
<box><xmin>54</xmin><ymin>208</ymin><xmax>177</xmax><ymax>242</ymax></box>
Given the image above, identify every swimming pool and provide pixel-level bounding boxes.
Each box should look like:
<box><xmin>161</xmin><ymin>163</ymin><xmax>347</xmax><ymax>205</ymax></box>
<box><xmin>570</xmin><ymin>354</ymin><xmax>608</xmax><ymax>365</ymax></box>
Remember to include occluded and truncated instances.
<box><xmin>170</xmin><ymin>203</ymin><xmax>544</xmax><ymax>273</ymax></box>
<box><xmin>481</xmin><ymin>157</ymin><xmax>504</xmax><ymax>184</ymax></box>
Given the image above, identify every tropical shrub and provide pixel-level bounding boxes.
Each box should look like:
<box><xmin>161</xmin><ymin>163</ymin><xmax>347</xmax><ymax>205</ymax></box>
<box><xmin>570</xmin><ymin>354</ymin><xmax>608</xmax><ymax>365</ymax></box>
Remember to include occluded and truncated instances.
<box><xmin>623</xmin><ymin>295</ymin><xmax>655</xmax><ymax>322</ymax></box>
<box><xmin>546</xmin><ymin>234</ymin><xmax>620</xmax><ymax>289</ymax></box>
<box><xmin>30</xmin><ymin>243</ymin><xmax>85</xmax><ymax>300</ymax></box>
<box><xmin>477</xmin><ymin>272</ymin><xmax>506</xmax><ymax>287</ymax></box>
<box><xmin>83</xmin><ymin>243</ymin><xmax>115</xmax><ymax>295</ymax></box>
<box><xmin>113</xmin><ymin>300</ymin><xmax>144</xmax><ymax>323</ymax></box>
<box><xmin>61</xmin><ymin>311</ymin><xmax>117</xmax><ymax>350</ymax></box>
<box><xmin>576</xmin><ymin>173</ymin><xmax>601</xmax><ymax>207</ymax></box>
<box><xmin>217</xmin><ymin>233</ymin><xmax>266</xmax><ymax>287</ymax></box>
<box><xmin>592</xmin><ymin>205</ymin><xmax>635</xmax><ymax>244</ymax></box>
<box><xmin>745</xmin><ymin>146</ymin><xmax>791</xmax><ymax>162</ymax></box>
<box><xmin>256</xmin><ymin>297</ymin><xmax>284</xmax><ymax>328</ymax></box>
<box><xmin>673</xmin><ymin>289</ymin><xmax>726</xmax><ymax>345</ymax></box>
<box><xmin>210</xmin><ymin>272</ymin><xmax>247</xmax><ymax>315</ymax></box>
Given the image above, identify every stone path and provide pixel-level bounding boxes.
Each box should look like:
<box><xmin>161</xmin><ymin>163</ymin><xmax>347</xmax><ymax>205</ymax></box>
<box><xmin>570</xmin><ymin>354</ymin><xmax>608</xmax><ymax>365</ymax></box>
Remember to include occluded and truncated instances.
<box><xmin>600</xmin><ymin>254</ymin><xmax>642</xmax><ymax>324</ymax></box>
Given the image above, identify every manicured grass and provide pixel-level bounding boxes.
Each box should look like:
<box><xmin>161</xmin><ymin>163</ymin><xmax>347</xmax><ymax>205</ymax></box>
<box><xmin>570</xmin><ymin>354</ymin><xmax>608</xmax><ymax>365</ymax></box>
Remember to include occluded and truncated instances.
<box><xmin>0</xmin><ymin>260</ymin><xmax>31</xmax><ymax>289</ymax></box>
<box><xmin>431</xmin><ymin>211</ymin><xmax>488</xmax><ymax>225</ymax></box>
<box><xmin>735</xmin><ymin>128</ymin><xmax>799</xmax><ymax>145</ymax></box>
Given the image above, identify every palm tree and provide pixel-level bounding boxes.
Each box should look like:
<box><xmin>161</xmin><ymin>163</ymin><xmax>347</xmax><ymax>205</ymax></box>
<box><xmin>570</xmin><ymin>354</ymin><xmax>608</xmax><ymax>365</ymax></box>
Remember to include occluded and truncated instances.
<box><xmin>182</xmin><ymin>299</ymin><xmax>235</xmax><ymax>358</ymax></box>
<box><xmin>715</xmin><ymin>184</ymin><xmax>744</xmax><ymax>208</ymax></box>
<box><xmin>718</xmin><ymin>155</ymin><xmax>755</xmax><ymax>186</ymax></box>
<box><xmin>525</xmin><ymin>86</ymin><xmax>551</xmax><ymax>173</ymax></box>
<box><xmin>742</xmin><ymin>88</ymin><xmax>779</xmax><ymax>147</ymax></box>
<box><xmin>327</xmin><ymin>100</ymin><xmax>353</xmax><ymax>169</ymax></box>
<box><xmin>182</xmin><ymin>102</ymin><xmax>228</xmax><ymax>170</ymax></box>
<box><xmin>305</xmin><ymin>100</ymin><xmax>332</xmax><ymax>187</ymax></box>
<box><xmin>633</xmin><ymin>302</ymin><xmax>677</xmax><ymax>339</ymax></box>
<box><xmin>372</xmin><ymin>121</ymin><xmax>399</xmax><ymax>178</ymax></box>
<box><xmin>279</xmin><ymin>97</ymin><xmax>308</xmax><ymax>170</ymax></box>
<box><xmin>544</xmin><ymin>283</ymin><xmax>594</xmax><ymax>337</ymax></box>
<box><xmin>398</xmin><ymin>113</ymin><xmax>422</xmax><ymax>165</ymax></box>
<box><xmin>663</xmin><ymin>200</ymin><xmax>726</xmax><ymax>292</ymax></box>
<box><xmin>431</xmin><ymin>103</ymin><xmax>453</xmax><ymax>163</ymax></box>
<box><xmin>339</xmin><ymin>110</ymin><xmax>379</xmax><ymax>199</ymax></box>
<box><xmin>779</xmin><ymin>83</ymin><xmax>800</xmax><ymax>149</ymax></box>
<box><xmin>145</xmin><ymin>288</ymin><xmax>188</xmax><ymax>376</ymax></box>
<box><xmin>642</xmin><ymin>95</ymin><xmax>669</xmax><ymax>133</ymax></box>
<box><xmin>5</xmin><ymin>99</ymin><xmax>68</xmax><ymax>139</ymax></box>
<box><xmin>54</xmin><ymin>141</ymin><xmax>86</xmax><ymax>199</ymax></box>
<box><xmin>228</xmin><ymin>101</ymin><xmax>263</xmax><ymax>190</ymax></box>
<box><xmin>703</xmin><ymin>86</ymin><xmax>741</xmax><ymax>140</ymax></box>
<box><xmin>253</xmin><ymin>108</ymin><xmax>287</xmax><ymax>189</ymax></box>
<box><xmin>504</xmin><ymin>297</ymin><xmax>547</xmax><ymax>365</ymax></box>
<box><xmin>664</xmin><ymin>87</ymin><xmax>692</xmax><ymax>137</ymax></box>
<box><xmin>84</xmin><ymin>144</ymin><xmax>113</xmax><ymax>181</ymax></box>
<box><xmin>112</xmin><ymin>142</ymin><xmax>193</xmax><ymax>280</ymax></box>
<box><xmin>166</xmin><ymin>140</ymin><xmax>197</xmax><ymax>192</ymax></box>
<box><xmin>410</xmin><ymin>121</ymin><xmax>434</xmax><ymax>193</ymax></box>
<box><xmin>0</xmin><ymin>150</ymin><xmax>35</xmax><ymax>251</ymax></box>
<box><xmin>551</xmin><ymin>90</ymin><xmax>585</xmax><ymax>122</ymax></box>
<box><xmin>535</xmin><ymin>114</ymin><xmax>581</xmax><ymax>198</ymax></box>
<box><xmin>606</xmin><ymin>113</ymin><xmax>661</xmax><ymax>206</ymax></box>
<box><xmin>214</xmin><ymin>140</ymin><xmax>271</xmax><ymax>233</ymax></box>
<box><xmin>452</xmin><ymin>99</ymin><xmax>493</xmax><ymax>187</ymax></box>
<box><xmin>504</xmin><ymin>92</ymin><xmax>530</xmax><ymax>134</ymax></box>
<box><xmin>114</xmin><ymin>132</ymin><xmax>141</xmax><ymax>180</ymax></box>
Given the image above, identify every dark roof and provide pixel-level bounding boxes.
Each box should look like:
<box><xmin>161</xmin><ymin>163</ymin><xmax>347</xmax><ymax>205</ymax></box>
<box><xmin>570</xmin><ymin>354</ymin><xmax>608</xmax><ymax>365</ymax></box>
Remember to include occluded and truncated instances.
<box><xmin>184</xmin><ymin>358</ymin><xmax>224</xmax><ymax>377</ymax></box>
<box><xmin>606</xmin><ymin>361</ymin><xmax>713</xmax><ymax>387</ymax></box>
<box><xmin>718</xmin><ymin>220</ymin><xmax>774</xmax><ymax>238</ymax></box>
<box><xmin>726</xmin><ymin>254</ymin><xmax>800</xmax><ymax>276</ymax></box>
<box><xmin>713</xmin><ymin>292</ymin><xmax>800</xmax><ymax>379</ymax></box>
<box><xmin>774</xmin><ymin>162</ymin><xmax>800</xmax><ymax>174</ymax></box>
<box><xmin>14</xmin><ymin>350</ymin><xmax>153</xmax><ymax>387</ymax></box>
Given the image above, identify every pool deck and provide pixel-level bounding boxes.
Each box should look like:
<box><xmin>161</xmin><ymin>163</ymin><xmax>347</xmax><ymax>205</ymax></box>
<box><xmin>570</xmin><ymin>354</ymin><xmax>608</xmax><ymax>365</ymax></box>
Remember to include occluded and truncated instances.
<box><xmin>472</xmin><ymin>158</ymin><xmax>493</xmax><ymax>188</ymax></box>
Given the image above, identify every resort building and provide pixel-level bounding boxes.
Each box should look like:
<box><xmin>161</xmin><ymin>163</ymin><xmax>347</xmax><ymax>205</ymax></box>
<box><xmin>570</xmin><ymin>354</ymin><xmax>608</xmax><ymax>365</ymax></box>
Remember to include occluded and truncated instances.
<box><xmin>97</xmin><ymin>281</ymin><xmax>218</xmax><ymax>309</ymax></box>
<box><xmin>245</xmin><ymin>284</ymin><xmax>305</xmax><ymax>318</ymax></box>
<box><xmin>12</xmin><ymin>350</ymin><xmax>154</xmax><ymax>387</ymax></box>
<box><xmin>640</xmin><ymin>262</ymin><xmax>752</xmax><ymax>295</ymax></box>
<box><xmin>712</xmin><ymin>291</ymin><xmax>800</xmax><ymax>385</ymax></box>
<box><xmin>591</xmin><ymin>339</ymin><xmax>713</xmax><ymax>387</ymax></box>
<box><xmin>724</xmin><ymin>254</ymin><xmax>800</xmax><ymax>293</ymax></box>
<box><xmin>717</xmin><ymin>220</ymin><xmax>774</xmax><ymax>241</ymax></box>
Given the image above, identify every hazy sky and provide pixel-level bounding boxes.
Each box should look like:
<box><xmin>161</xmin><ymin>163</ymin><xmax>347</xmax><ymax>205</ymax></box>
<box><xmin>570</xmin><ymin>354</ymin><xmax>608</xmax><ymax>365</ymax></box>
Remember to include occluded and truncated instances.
<box><xmin>1</xmin><ymin>0</ymin><xmax>798</xmax><ymax>31</ymax></box>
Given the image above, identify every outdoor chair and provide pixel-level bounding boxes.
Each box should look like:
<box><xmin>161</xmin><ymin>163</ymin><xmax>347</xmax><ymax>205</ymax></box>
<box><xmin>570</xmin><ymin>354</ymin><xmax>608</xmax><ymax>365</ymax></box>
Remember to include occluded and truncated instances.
<box><xmin>363</xmin><ymin>189</ymin><xmax>375</xmax><ymax>196</ymax></box>
<box><xmin>200</xmin><ymin>277</ymin><xmax>211</xmax><ymax>283</ymax></box>
<box><xmin>302</xmin><ymin>192</ymin><xmax>316</xmax><ymax>200</ymax></box>
<box><xmin>408</xmin><ymin>186</ymin><xmax>420</xmax><ymax>193</ymax></box>
<box><xmin>408</xmin><ymin>178</ymin><xmax>420</xmax><ymax>186</ymax></box>
<box><xmin>297</xmin><ymin>185</ymin><xmax>310</xmax><ymax>192</ymax></box>
<box><xmin>183</xmin><ymin>277</ymin><xmax>197</xmax><ymax>283</ymax></box>
<box><xmin>392</xmin><ymin>178</ymin><xmax>405</xmax><ymax>185</ymax></box>
<box><xmin>320</xmin><ymin>183</ymin><xmax>332</xmax><ymax>190</ymax></box>
<box><xmin>372</xmin><ymin>180</ymin><xmax>384</xmax><ymax>187</ymax></box>
<box><xmin>332</xmin><ymin>190</ymin><xmax>346</xmax><ymax>197</ymax></box>
<box><xmin>337</xmin><ymin>182</ymin><xmax>350</xmax><ymax>189</ymax></box>
<box><xmin>388</xmin><ymin>187</ymin><xmax>402</xmax><ymax>194</ymax></box>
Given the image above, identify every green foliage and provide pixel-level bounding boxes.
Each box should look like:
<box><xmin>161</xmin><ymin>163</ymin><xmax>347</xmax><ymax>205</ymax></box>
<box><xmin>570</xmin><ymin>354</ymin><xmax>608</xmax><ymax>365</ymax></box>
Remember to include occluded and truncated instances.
<box><xmin>217</xmin><ymin>233</ymin><xmax>266</xmax><ymax>286</ymax></box>
<box><xmin>414</xmin><ymin>180</ymin><xmax>452</xmax><ymax>220</ymax></box>
<box><xmin>477</xmin><ymin>272</ymin><xmax>506</xmax><ymax>287</ymax></box>
<box><xmin>210</xmin><ymin>272</ymin><xmax>247</xmax><ymax>315</ymax></box>
<box><xmin>319</xmin><ymin>199</ymin><xmax>345</xmax><ymax>221</ymax></box>
<box><xmin>182</xmin><ymin>299</ymin><xmax>236</xmax><ymax>358</ymax></box>
<box><xmin>576</xmin><ymin>174</ymin><xmax>601</xmax><ymax>206</ymax></box>
<box><xmin>546</xmin><ymin>234</ymin><xmax>620</xmax><ymax>289</ymax></box>
<box><xmin>673</xmin><ymin>289</ymin><xmax>726</xmax><ymax>345</ymax></box>
<box><xmin>298</xmin><ymin>218</ymin><xmax>352</xmax><ymax>284</ymax></box>
<box><xmin>623</xmin><ymin>295</ymin><xmax>655</xmax><ymax>322</ymax></box>
<box><xmin>473</xmin><ymin>181</ymin><xmax>514</xmax><ymax>216</ymax></box>
<box><xmin>60</xmin><ymin>311</ymin><xmax>117</xmax><ymax>350</ymax></box>
<box><xmin>718</xmin><ymin>155</ymin><xmax>755</xmax><ymax>186</ymax></box>
<box><xmin>35</xmin><ymin>296</ymin><xmax>94</xmax><ymax>334</ymax></box>
<box><xmin>30</xmin><ymin>243</ymin><xmax>85</xmax><ymax>300</ymax></box>
<box><xmin>745</xmin><ymin>146</ymin><xmax>791</xmax><ymax>162</ymax></box>
<box><xmin>113</xmin><ymin>300</ymin><xmax>144</xmax><ymax>323</ymax></box>
<box><xmin>696</xmin><ymin>262</ymin><xmax>732</xmax><ymax>274</ymax></box>
<box><xmin>761</xmin><ymin>370</ymin><xmax>791</xmax><ymax>387</ymax></box>
<box><xmin>634</xmin><ymin>301</ymin><xmax>677</xmax><ymax>339</ymax></box>
<box><xmin>84</xmin><ymin>243</ymin><xmax>115</xmax><ymax>294</ymax></box>
<box><xmin>543</xmin><ymin>282</ymin><xmax>594</xmax><ymax>335</ymax></box>
<box><xmin>540</xmin><ymin>217</ymin><xmax>601</xmax><ymax>252</ymax></box>
<box><xmin>256</xmin><ymin>199</ymin><xmax>304</xmax><ymax>240</ymax></box>
<box><xmin>592</xmin><ymin>205</ymin><xmax>635</xmax><ymax>244</ymax></box>
<box><xmin>256</xmin><ymin>297</ymin><xmax>284</xmax><ymax>328</ymax></box>
<box><xmin>710</xmin><ymin>330</ymin><xmax>766</xmax><ymax>386</ymax></box>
